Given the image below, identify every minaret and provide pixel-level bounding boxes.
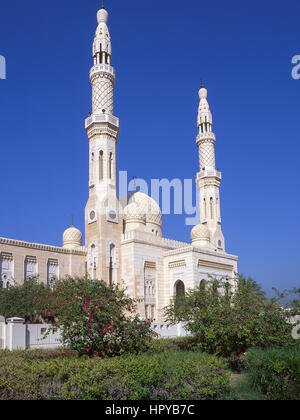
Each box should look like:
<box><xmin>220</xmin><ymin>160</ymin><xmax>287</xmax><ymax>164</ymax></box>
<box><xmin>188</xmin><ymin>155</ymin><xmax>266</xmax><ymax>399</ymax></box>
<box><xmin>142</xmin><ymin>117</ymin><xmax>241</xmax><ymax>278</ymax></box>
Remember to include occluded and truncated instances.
<box><xmin>191</xmin><ymin>85</ymin><xmax>225</xmax><ymax>251</ymax></box>
<box><xmin>85</xmin><ymin>4</ymin><xmax>122</xmax><ymax>284</ymax></box>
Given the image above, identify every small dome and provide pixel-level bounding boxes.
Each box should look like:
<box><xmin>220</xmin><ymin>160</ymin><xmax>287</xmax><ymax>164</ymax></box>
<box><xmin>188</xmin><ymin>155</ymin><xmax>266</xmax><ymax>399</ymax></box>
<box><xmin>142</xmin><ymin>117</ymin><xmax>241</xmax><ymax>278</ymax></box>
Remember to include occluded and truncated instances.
<box><xmin>124</xmin><ymin>192</ymin><xmax>162</xmax><ymax>227</ymax></box>
<box><xmin>97</xmin><ymin>8</ymin><xmax>108</xmax><ymax>24</ymax></box>
<box><xmin>199</xmin><ymin>87</ymin><xmax>208</xmax><ymax>99</ymax></box>
<box><xmin>63</xmin><ymin>226</ymin><xmax>82</xmax><ymax>250</ymax></box>
<box><xmin>191</xmin><ymin>224</ymin><xmax>210</xmax><ymax>243</ymax></box>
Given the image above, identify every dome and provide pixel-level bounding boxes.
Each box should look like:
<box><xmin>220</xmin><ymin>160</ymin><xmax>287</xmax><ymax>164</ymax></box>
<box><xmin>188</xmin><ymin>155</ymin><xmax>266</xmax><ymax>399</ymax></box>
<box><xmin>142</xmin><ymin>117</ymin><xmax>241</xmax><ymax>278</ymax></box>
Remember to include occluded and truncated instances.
<box><xmin>191</xmin><ymin>224</ymin><xmax>210</xmax><ymax>243</ymax></box>
<box><xmin>97</xmin><ymin>8</ymin><xmax>108</xmax><ymax>24</ymax></box>
<box><xmin>124</xmin><ymin>192</ymin><xmax>162</xmax><ymax>227</ymax></box>
<box><xmin>123</xmin><ymin>201</ymin><xmax>146</xmax><ymax>223</ymax></box>
<box><xmin>63</xmin><ymin>226</ymin><xmax>82</xmax><ymax>250</ymax></box>
<box><xmin>199</xmin><ymin>87</ymin><xmax>208</xmax><ymax>100</ymax></box>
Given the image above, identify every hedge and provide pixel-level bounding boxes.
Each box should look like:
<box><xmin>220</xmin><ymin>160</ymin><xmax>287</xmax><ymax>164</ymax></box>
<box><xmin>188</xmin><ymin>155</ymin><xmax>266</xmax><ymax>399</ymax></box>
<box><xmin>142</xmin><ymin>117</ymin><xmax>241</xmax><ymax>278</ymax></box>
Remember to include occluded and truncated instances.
<box><xmin>0</xmin><ymin>348</ymin><xmax>231</xmax><ymax>400</ymax></box>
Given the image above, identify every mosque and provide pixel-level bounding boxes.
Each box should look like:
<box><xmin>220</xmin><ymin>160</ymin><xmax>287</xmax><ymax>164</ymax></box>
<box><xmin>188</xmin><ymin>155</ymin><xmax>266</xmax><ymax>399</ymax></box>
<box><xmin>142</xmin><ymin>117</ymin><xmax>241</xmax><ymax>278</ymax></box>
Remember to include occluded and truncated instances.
<box><xmin>0</xmin><ymin>5</ymin><xmax>238</xmax><ymax>321</ymax></box>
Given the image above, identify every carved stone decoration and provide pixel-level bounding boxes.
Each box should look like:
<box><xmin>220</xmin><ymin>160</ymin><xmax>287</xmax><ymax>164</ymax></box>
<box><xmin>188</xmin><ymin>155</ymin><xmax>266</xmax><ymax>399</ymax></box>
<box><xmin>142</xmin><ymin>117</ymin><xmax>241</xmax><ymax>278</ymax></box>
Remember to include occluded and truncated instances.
<box><xmin>88</xmin><ymin>208</ymin><xmax>98</xmax><ymax>224</ymax></box>
<box><xmin>0</xmin><ymin>252</ymin><xmax>14</xmax><ymax>287</ymax></box>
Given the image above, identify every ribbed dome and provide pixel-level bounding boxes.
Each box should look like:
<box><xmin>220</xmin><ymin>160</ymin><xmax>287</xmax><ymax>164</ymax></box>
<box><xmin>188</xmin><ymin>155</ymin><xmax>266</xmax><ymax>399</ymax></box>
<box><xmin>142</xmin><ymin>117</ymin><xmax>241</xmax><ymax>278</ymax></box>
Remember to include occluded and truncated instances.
<box><xmin>123</xmin><ymin>201</ymin><xmax>146</xmax><ymax>223</ymax></box>
<box><xmin>63</xmin><ymin>226</ymin><xmax>82</xmax><ymax>250</ymax></box>
<box><xmin>123</xmin><ymin>192</ymin><xmax>162</xmax><ymax>226</ymax></box>
<box><xmin>191</xmin><ymin>224</ymin><xmax>210</xmax><ymax>243</ymax></box>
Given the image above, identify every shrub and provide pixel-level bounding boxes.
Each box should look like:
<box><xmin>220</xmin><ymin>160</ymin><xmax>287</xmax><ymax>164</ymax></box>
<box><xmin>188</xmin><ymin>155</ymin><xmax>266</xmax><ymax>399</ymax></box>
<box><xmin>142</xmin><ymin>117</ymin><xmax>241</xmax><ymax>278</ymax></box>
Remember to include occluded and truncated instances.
<box><xmin>35</xmin><ymin>277</ymin><xmax>153</xmax><ymax>357</ymax></box>
<box><xmin>0</xmin><ymin>349</ymin><xmax>231</xmax><ymax>400</ymax></box>
<box><xmin>164</xmin><ymin>275</ymin><xmax>295</xmax><ymax>356</ymax></box>
<box><xmin>0</xmin><ymin>277</ymin><xmax>49</xmax><ymax>323</ymax></box>
<box><xmin>246</xmin><ymin>345</ymin><xmax>300</xmax><ymax>400</ymax></box>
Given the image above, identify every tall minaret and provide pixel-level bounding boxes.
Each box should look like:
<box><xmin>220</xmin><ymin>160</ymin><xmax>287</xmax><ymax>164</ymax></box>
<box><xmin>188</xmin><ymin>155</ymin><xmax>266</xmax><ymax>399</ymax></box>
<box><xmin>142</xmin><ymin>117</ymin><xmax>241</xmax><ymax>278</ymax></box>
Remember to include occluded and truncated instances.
<box><xmin>191</xmin><ymin>85</ymin><xmax>225</xmax><ymax>251</ymax></box>
<box><xmin>85</xmin><ymin>4</ymin><xmax>122</xmax><ymax>284</ymax></box>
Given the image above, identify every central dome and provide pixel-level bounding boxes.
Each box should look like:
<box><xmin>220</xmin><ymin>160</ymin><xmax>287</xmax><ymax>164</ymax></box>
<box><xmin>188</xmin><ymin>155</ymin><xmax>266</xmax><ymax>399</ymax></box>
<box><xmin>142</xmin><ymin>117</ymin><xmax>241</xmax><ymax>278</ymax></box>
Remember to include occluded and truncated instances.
<box><xmin>123</xmin><ymin>192</ymin><xmax>162</xmax><ymax>236</ymax></box>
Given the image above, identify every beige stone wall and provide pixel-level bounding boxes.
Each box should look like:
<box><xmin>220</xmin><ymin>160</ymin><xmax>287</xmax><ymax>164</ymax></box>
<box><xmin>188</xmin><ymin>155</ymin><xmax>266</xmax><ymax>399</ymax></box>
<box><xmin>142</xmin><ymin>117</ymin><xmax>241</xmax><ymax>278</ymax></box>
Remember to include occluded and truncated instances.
<box><xmin>121</xmin><ymin>231</ymin><xmax>238</xmax><ymax>322</ymax></box>
<box><xmin>0</xmin><ymin>238</ymin><xmax>86</xmax><ymax>286</ymax></box>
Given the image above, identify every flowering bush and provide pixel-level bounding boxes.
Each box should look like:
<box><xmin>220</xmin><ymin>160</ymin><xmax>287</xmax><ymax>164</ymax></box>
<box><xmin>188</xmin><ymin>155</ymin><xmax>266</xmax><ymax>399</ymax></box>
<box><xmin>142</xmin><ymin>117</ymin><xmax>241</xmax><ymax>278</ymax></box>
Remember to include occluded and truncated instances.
<box><xmin>164</xmin><ymin>276</ymin><xmax>295</xmax><ymax>356</ymax></box>
<box><xmin>35</xmin><ymin>277</ymin><xmax>153</xmax><ymax>357</ymax></box>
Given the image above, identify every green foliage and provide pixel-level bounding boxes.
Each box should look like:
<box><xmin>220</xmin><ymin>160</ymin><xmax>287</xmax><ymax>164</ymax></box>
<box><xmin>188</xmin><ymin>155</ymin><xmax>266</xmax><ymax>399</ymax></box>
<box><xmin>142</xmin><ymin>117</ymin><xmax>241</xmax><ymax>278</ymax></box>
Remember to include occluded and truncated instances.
<box><xmin>0</xmin><ymin>277</ymin><xmax>49</xmax><ymax>323</ymax></box>
<box><xmin>272</xmin><ymin>287</ymin><xmax>300</xmax><ymax>316</ymax></box>
<box><xmin>246</xmin><ymin>344</ymin><xmax>300</xmax><ymax>400</ymax></box>
<box><xmin>0</xmin><ymin>348</ymin><xmax>231</xmax><ymax>400</ymax></box>
<box><xmin>164</xmin><ymin>275</ymin><xmax>295</xmax><ymax>356</ymax></box>
<box><xmin>35</xmin><ymin>277</ymin><xmax>153</xmax><ymax>357</ymax></box>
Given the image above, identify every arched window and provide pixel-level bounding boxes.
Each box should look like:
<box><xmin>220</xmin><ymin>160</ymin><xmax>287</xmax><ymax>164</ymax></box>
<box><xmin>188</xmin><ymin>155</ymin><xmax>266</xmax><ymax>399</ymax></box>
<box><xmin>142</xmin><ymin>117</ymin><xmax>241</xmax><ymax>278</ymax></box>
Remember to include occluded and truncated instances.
<box><xmin>203</xmin><ymin>198</ymin><xmax>207</xmax><ymax>219</ymax></box>
<box><xmin>91</xmin><ymin>152</ymin><xmax>95</xmax><ymax>182</ymax></box>
<box><xmin>99</xmin><ymin>151</ymin><xmax>104</xmax><ymax>181</ymax></box>
<box><xmin>91</xmin><ymin>244</ymin><xmax>96</xmax><ymax>280</ymax></box>
<box><xmin>210</xmin><ymin>197</ymin><xmax>214</xmax><ymax>219</ymax></box>
<box><xmin>109</xmin><ymin>152</ymin><xmax>113</xmax><ymax>179</ymax></box>
<box><xmin>174</xmin><ymin>280</ymin><xmax>185</xmax><ymax>307</ymax></box>
<box><xmin>109</xmin><ymin>244</ymin><xmax>115</xmax><ymax>286</ymax></box>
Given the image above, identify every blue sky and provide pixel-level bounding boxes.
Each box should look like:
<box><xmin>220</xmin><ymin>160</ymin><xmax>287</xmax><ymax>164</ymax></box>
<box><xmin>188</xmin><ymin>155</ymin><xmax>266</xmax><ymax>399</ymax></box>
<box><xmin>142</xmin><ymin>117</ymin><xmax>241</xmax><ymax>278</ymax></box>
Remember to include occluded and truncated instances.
<box><xmin>0</xmin><ymin>0</ymin><xmax>299</xmax><ymax>295</ymax></box>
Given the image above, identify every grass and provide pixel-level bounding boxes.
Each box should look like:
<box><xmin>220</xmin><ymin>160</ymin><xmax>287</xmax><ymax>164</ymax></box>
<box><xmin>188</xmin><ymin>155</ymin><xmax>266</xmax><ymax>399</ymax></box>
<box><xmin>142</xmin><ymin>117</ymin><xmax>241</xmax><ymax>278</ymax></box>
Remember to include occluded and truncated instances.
<box><xmin>225</xmin><ymin>373</ymin><xmax>265</xmax><ymax>400</ymax></box>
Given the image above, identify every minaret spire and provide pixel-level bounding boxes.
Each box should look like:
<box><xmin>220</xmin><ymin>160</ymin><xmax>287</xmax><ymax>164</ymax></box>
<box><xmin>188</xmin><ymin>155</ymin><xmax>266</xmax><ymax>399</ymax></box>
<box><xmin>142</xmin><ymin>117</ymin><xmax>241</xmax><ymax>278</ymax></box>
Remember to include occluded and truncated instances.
<box><xmin>191</xmin><ymin>85</ymin><xmax>225</xmax><ymax>251</ymax></box>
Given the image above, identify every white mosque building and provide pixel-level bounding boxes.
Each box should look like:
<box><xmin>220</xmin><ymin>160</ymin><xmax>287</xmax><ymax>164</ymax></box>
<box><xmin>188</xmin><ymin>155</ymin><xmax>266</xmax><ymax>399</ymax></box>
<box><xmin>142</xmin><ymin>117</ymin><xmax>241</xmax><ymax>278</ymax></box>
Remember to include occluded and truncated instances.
<box><xmin>0</xmin><ymin>5</ymin><xmax>238</xmax><ymax>321</ymax></box>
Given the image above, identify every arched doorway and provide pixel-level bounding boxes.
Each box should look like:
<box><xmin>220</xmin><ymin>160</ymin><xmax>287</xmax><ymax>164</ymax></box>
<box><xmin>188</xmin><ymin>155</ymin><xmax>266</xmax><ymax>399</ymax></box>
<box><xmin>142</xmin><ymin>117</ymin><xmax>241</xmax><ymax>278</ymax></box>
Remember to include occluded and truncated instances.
<box><xmin>174</xmin><ymin>280</ymin><xmax>185</xmax><ymax>307</ymax></box>
<box><xmin>200</xmin><ymin>279</ymin><xmax>206</xmax><ymax>291</ymax></box>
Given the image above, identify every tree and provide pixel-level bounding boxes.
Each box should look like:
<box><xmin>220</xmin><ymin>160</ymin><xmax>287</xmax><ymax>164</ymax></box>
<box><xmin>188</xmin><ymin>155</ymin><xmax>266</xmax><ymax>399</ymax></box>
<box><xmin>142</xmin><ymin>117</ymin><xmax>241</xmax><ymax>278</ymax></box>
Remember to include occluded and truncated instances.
<box><xmin>0</xmin><ymin>277</ymin><xmax>48</xmax><ymax>323</ymax></box>
<box><xmin>164</xmin><ymin>275</ymin><xmax>294</xmax><ymax>356</ymax></box>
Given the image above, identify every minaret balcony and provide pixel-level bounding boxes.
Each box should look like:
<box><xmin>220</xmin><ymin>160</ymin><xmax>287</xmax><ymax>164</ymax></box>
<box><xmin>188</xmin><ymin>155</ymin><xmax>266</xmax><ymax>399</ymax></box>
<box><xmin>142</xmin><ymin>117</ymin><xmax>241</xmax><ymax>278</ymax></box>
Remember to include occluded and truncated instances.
<box><xmin>196</xmin><ymin>132</ymin><xmax>215</xmax><ymax>146</ymax></box>
<box><xmin>197</xmin><ymin>169</ymin><xmax>222</xmax><ymax>181</ymax></box>
<box><xmin>85</xmin><ymin>113</ymin><xmax>120</xmax><ymax>130</ymax></box>
<box><xmin>90</xmin><ymin>64</ymin><xmax>115</xmax><ymax>80</ymax></box>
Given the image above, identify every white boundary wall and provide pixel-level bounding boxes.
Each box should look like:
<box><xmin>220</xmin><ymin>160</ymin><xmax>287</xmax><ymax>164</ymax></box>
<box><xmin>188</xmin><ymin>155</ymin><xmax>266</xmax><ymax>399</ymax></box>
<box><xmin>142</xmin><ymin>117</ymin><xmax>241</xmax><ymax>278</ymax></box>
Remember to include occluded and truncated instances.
<box><xmin>0</xmin><ymin>320</ymin><xmax>5</xmax><ymax>350</ymax></box>
<box><xmin>1</xmin><ymin>318</ymin><xmax>61</xmax><ymax>350</ymax></box>
<box><xmin>0</xmin><ymin>318</ymin><xmax>190</xmax><ymax>351</ymax></box>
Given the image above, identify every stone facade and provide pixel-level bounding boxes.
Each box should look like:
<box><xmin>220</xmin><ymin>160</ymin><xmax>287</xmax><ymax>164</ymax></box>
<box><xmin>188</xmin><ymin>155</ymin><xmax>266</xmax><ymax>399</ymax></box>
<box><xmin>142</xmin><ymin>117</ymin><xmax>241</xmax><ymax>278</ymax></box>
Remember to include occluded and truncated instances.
<box><xmin>0</xmin><ymin>5</ymin><xmax>238</xmax><ymax>322</ymax></box>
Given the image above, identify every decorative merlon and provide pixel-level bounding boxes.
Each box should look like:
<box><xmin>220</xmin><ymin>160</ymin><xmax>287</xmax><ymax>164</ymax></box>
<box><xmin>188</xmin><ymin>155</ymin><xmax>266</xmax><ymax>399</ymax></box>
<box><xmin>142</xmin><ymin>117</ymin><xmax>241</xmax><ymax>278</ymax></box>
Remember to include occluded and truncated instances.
<box><xmin>168</xmin><ymin>260</ymin><xmax>186</xmax><ymax>269</ymax></box>
<box><xmin>164</xmin><ymin>245</ymin><xmax>238</xmax><ymax>261</ymax></box>
<box><xmin>197</xmin><ymin>259</ymin><xmax>234</xmax><ymax>271</ymax></box>
<box><xmin>0</xmin><ymin>237</ymin><xmax>87</xmax><ymax>256</ymax></box>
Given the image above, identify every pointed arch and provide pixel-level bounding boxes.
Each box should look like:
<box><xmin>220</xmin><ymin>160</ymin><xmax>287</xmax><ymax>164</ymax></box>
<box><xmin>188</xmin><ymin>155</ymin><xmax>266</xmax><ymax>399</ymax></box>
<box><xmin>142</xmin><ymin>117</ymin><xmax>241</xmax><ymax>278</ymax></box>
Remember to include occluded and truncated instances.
<box><xmin>210</xmin><ymin>197</ymin><xmax>214</xmax><ymax>219</ymax></box>
<box><xmin>99</xmin><ymin>150</ymin><xmax>104</xmax><ymax>181</ymax></box>
<box><xmin>109</xmin><ymin>152</ymin><xmax>113</xmax><ymax>179</ymax></box>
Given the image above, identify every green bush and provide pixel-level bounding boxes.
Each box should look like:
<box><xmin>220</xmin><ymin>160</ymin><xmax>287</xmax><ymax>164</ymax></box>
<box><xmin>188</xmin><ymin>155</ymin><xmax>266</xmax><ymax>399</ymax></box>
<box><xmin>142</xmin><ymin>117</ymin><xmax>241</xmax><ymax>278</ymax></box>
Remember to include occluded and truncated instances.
<box><xmin>0</xmin><ymin>349</ymin><xmax>231</xmax><ymax>400</ymax></box>
<box><xmin>246</xmin><ymin>345</ymin><xmax>300</xmax><ymax>400</ymax></box>
<box><xmin>36</xmin><ymin>277</ymin><xmax>153</xmax><ymax>357</ymax></box>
